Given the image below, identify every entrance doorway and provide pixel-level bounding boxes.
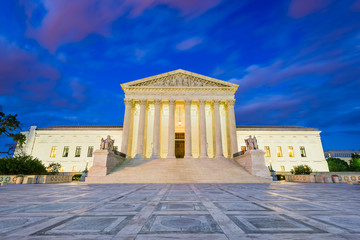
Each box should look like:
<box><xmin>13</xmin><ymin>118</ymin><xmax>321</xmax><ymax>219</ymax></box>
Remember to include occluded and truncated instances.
<box><xmin>175</xmin><ymin>133</ymin><xmax>185</xmax><ymax>158</ymax></box>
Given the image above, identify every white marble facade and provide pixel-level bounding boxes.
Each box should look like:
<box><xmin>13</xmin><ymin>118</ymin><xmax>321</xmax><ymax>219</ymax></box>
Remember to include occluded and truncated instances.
<box><xmin>19</xmin><ymin>70</ymin><xmax>329</xmax><ymax>173</ymax></box>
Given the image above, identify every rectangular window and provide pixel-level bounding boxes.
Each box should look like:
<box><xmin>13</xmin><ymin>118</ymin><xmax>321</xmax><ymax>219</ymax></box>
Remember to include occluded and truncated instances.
<box><xmin>87</xmin><ymin>146</ymin><xmax>94</xmax><ymax>157</ymax></box>
<box><xmin>288</xmin><ymin>146</ymin><xmax>294</xmax><ymax>157</ymax></box>
<box><xmin>62</xmin><ymin>146</ymin><xmax>69</xmax><ymax>157</ymax></box>
<box><xmin>72</xmin><ymin>166</ymin><xmax>77</xmax><ymax>172</ymax></box>
<box><xmin>276</xmin><ymin>146</ymin><xmax>283</xmax><ymax>157</ymax></box>
<box><xmin>281</xmin><ymin>166</ymin><xmax>285</xmax><ymax>171</ymax></box>
<box><xmin>75</xmin><ymin>146</ymin><xmax>81</xmax><ymax>157</ymax></box>
<box><xmin>264</xmin><ymin>146</ymin><xmax>271</xmax><ymax>157</ymax></box>
<box><xmin>300</xmin><ymin>146</ymin><xmax>307</xmax><ymax>157</ymax></box>
<box><xmin>50</xmin><ymin>146</ymin><xmax>57</xmax><ymax>158</ymax></box>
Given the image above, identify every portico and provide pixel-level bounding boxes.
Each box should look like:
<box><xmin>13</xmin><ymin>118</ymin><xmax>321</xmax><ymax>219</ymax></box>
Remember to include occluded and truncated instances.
<box><xmin>120</xmin><ymin>69</ymin><xmax>239</xmax><ymax>159</ymax></box>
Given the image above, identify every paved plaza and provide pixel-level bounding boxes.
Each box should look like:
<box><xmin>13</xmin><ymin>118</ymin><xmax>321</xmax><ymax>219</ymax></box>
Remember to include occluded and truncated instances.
<box><xmin>0</xmin><ymin>182</ymin><xmax>359</xmax><ymax>239</ymax></box>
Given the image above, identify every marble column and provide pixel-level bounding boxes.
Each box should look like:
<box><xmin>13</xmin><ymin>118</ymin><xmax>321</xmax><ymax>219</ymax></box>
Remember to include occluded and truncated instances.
<box><xmin>184</xmin><ymin>100</ymin><xmax>192</xmax><ymax>158</ymax></box>
<box><xmin>167</xmin><ymin>99</ymin><xmax>176</xmax><ymax>158</ymax></box>
<box><xmin>151</xmin><ymin>99</ymin><xmax>161</xmax><ymax>158</ymax></box>
<box><xmin>199</xmin><ymin>99</ymin><xmax>208</xmax><ymax>158</ymax></box>
<box><xmin>120</xmin><ymin>98</ymin><xmax>132</xmax><ymax>156</ymax></box>
<box><xmin>134</xmin><ymin>99</ymin><xmax>147</xmax><ymax>159</ymax></box>
<box><xmin>213</xmin><ymin>100</ymin><xmax>224</xmax><ymax>158</ymax></box>
<box><xmin>228</xmin><ymin>99</ymin><xmax>238</xmax><ymax>157</ymax></box>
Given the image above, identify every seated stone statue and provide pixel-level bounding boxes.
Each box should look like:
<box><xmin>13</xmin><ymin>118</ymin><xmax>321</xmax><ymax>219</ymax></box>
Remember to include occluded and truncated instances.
<box><xmin>245</xmin><ymin>135</ymin><xmax>259</xmax><ymax>151</ymax></box>
<box><xmin>100</xmin><ymin>135</ymin><xmax>115</xmax><ymax>151</ymax></box>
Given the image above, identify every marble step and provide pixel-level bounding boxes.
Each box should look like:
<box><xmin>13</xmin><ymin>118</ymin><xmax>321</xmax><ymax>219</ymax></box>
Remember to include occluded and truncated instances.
<box><xmin>86</xmin><ymin>158</ymin><xmax>271</xmax><ymax>183</ymax></box>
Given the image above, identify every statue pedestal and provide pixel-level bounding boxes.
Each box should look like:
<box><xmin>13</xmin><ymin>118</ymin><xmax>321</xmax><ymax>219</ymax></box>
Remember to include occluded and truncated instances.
<box><xmin>88</xmin><ymin>150</ymin><xmax>124</xmax><ymax>177</ymax></box>
<box><xmin>234</xmin><ymin>150</ymin><xmax>272</xmax><ymax>180</ymax></box>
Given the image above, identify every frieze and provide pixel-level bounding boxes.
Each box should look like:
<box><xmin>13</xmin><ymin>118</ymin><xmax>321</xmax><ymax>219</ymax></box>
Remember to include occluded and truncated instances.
<box><xmin>129</xmin><ymin>74</ymin><xmax>228</xmax><ymax>88</ymax></box>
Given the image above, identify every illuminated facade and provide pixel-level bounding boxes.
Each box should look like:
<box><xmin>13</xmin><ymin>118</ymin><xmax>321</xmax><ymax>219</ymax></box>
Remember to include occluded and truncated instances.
<box><xmin>20</xmin><ymin>70</ymin><xmax>329</xmax><ymax>173</ymax></box>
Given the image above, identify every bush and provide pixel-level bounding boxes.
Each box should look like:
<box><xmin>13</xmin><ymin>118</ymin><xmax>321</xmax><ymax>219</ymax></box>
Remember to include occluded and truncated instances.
<box><xmin>47</xmin><ymin>163</ymin><xmax>61</xmax><ymax>174</ymax></box>
<box><xmin>350</xmin><ymin>158</ymin><xmax>360</xmax><ymax>171</ymax></box>
<box><xmin>290</xmin><ymin>165</ymin><xmax>312</xmax><ymax>175</ymax></box>
<box><xmin>72</xmin><ymin>174</ymin><xmax>82</xmax><ymax>181</ymax></box>
<box><xmin>0</xmin><ymin>155</ymin><xmax>47</xmax><ymax>175</ymax></box>
<box><xmin>326</xmin><ymin>158</ymin><xmax>349</xmax><ymax>172</ymax></box>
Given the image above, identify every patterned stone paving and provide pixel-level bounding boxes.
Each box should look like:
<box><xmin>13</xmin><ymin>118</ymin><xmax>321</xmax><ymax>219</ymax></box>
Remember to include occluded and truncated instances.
<box><xmin>0</xmin><ymin>182</ymin><xmax>359</xmax><ymax>239</ymax></box>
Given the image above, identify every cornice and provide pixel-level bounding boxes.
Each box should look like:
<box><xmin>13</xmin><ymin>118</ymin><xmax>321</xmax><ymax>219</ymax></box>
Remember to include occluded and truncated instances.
<box><xmin>120</xmin><ymin>69</ymin><xmax>239</xmax><ymax>92</ymax></box>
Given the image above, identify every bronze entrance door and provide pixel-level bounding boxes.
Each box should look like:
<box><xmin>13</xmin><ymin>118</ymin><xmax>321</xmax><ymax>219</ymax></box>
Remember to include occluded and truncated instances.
<box><xmin>175</xmin><ymin>133</ymin><xmax>185</xmax><ymax>158</ymax></box>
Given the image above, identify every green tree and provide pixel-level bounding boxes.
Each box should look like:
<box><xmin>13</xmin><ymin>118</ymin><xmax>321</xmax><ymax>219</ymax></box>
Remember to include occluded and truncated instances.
<box><xmin>351</xmin><ymin>153</ymin><xmax>360</xmax><ymax>159</ymax></box>
<box><xmin>326</xmin><ymin>157</ymin><xmax>349</xmax><ymax>172</ymax></box>
<box><xmin>350</xmin><ymin>153</ymin><xmax>360</xmax><ymax>171</ymax></box>
<box><xmin>0</xmin><ymin>111</ymin><xmax>26</xmax><ymax>155</ymax></box>
<box><xmin>290</xmin><ymin>164</ymin><xmax>312</xmax><ymax>175</ymax></box>
<box><xmin>0</xmin><ymin>155</ymin><xmax>46</xmax><ymax>175</ymax></box>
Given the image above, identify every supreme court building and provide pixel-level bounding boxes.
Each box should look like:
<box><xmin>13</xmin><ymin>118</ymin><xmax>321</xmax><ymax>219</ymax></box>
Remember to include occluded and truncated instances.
<box><xmin>20</xmin><ymin>69</ymin><xmax>329</xmax><ymax>174</ymax></box>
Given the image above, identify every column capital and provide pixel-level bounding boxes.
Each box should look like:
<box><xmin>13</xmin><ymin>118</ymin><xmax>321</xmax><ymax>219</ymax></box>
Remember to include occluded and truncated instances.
<box><xmin>154</xmin><ymin>99</ymin><xmax>162</xmax><ymax>105</ymax></box>
<box><xmin>168</xmin><ymin>99</ymin><xmax>176</xmax><ymax>105</ymax></box>
<box><xmin>139</xmin><ymin>99</ymin><xmax>147</xmax><ymax>105</ymax></box>
<box><xmin>199</xmin><ymin>99</ymin><xmax>207</xmax><ymax>106</ymax></box>
<box><xmin>213</xmin><ymin>100</ymin><xmax>221</xmax><ymax>106</ymax></box>
<box><xmin>228</xmin><ymin>99</ymin><xmax>236</xmax><ymax>106</ymax></box>
<box><xmin>124</xmin><ymin>99</ymin><xmax>133</xmax><ymax>106</ymax></box>
<box><xmin>184</xmin><ymin>99</ymin><xmax>192</xmax><ymax>105</ymax></box>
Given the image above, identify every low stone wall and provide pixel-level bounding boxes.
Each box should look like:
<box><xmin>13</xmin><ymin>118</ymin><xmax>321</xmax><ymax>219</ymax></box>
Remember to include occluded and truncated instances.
<box><xmin>323</xmin><ymin>172</ymin><xmax>360</xmax><ymax>183</ymax></box>
<box><xmin>0</xmin><ymin>175</ymin><xmax>17</xmax><ymax>184</ymax></box>
<box><xmin>38</xmin><ymin>175</ymin><xmax>72</xmax><ymax>183</ymax></box>
<box><xmin>0</xmin><ymin>175</ymin><xmax>72</xmax><ymax>184</ymax></box>
<box><xmin>285</xmin><ymin>175</ymin><xmax>315</xmax><ymax>182</ymax></box>
<box><xmin>285</xmin><ymin>172</ymin><xmax>360</xmax><ymax>183</ymax></box>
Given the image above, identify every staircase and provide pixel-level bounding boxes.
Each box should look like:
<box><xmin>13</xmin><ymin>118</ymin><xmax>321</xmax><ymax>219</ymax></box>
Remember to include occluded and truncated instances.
<box><xmin>85</xmin><ymin>157</ymin><xmax>271</xmax><ymax>183</ymax></box>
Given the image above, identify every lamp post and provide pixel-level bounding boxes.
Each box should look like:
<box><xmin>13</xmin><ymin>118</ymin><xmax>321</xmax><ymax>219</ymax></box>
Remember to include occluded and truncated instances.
<box><xmin>269</xmin><ymin>160</ymin><xmax>277</xmax><ymax>181</ymax></box>
<box><xmin>80</xmin><ymin>161</ymin><xmax>88</xmax><ymax>182</ymax></box>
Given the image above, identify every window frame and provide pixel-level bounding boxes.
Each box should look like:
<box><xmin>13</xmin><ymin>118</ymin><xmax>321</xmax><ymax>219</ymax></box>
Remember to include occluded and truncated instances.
<box><xmin>75</xmin><ymin>146</ymin><xmax>81</xmax><ymax>158</ymax></box>
<box><xmin>264</xmin><ymin>146</ymin><xmax>271</xmax><ymax>157</ymax></box>
<box><xmin>87</xmin><ymin>146</ymin><xmax>94</xmax><ymax>157</ymax></box>
<box><xmin>62</xmin><ymin>146</ymin><xmax>69</xmax><ymax>157</ymax></box>
<box><xmin>288</xmin><ymin>146</ymin><xmax>295</xmax><ymax>157</ymax></box>
<box><xmin>276</xmin><ymin>146</ymin><xmax>283</xmax><ymax>157</ymax></box>
<box><xmin>50</xmin><ymin>146</ymin><xmax>57</xmax><ymax>158</ymax></box>
<box><xmin>300</xmin><ymin>146</ymin><xmax>307</xmax><ymax>157</ymax></box>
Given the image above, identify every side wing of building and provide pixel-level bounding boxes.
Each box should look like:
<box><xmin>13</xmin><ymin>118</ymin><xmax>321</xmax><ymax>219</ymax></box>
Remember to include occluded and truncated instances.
<box><xmin>19</xmin><ymin>126</ymin><xmax>123</xmax><ymax>172</ymax></box>
<box><xmin>236</xmin><ymin>126</ymin><xmax>329</xmax><ymax>173</ymax></box>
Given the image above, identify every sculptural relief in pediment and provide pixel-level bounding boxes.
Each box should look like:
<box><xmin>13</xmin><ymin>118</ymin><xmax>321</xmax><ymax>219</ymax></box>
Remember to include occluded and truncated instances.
<box><xmin>129</xmin><ymin>74</ymin><xmax>230</xmax><ymax>88</ymax></box>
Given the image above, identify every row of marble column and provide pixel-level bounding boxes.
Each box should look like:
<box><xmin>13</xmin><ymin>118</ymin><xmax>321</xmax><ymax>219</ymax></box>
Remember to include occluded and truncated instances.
<box><xmin>120</xmin><ymin>99</ymin><xmax>238</xmax><ymax>159</ymax></box>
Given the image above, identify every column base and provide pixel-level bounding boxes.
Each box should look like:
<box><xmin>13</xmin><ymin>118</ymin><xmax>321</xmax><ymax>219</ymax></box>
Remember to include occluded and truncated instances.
<box><xmin>199</xmin><ymin>155</ymin><xmax>208</xmax><ymax>159</ymax></box>
<box><xmin>167</xmin><ymin>155</ymin><xmax>176</xmax><ymax>159</ymax></box>
<box><xmin>150</xmin><ymin>154</ymin><xmax>160</xmax><ymax>159</ymax></box>
<box><xmin>134</xmin><ymin>153</ymin><xmax>144</xmax><ymax>159</ymax></box>
<box><xmin>184</xmin><ymin>155</ymin><xmax>193</xmax><ymax>159</ymax></box>
<box><xmin>215</xmin><ymin>155</ymin><xmax>225</xmax><ymax>159</ymax></box>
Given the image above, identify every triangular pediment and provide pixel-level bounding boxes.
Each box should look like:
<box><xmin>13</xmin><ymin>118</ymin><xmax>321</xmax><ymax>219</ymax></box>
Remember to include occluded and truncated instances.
<box><xmin>121</xmin><ymin>69</ymin><xmax>238</xmax><ymax>89</ymax></box>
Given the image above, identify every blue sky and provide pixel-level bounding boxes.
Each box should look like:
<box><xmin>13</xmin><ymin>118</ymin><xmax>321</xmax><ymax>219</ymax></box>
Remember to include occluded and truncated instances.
<box><xmin>0</xmin><ymin>0</ymin><xmax>359</xmax><ymax>153</ymax></box>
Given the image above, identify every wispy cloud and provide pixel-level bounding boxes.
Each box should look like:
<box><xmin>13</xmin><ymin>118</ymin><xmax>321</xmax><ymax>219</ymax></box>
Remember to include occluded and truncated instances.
<box><xmin>176</xmin><ymin>37</ymin><xmax>203</xmax><ymax>50</ymax></box>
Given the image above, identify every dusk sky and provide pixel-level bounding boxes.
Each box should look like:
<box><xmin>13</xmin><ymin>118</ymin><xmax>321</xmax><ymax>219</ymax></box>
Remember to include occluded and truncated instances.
<box><xmin>1</xmin><ymin>0</ymin><xmax>360</xmax><ymax>152</ymax></box>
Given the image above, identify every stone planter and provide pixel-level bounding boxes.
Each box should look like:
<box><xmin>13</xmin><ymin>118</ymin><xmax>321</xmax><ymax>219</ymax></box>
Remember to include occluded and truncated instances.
<box><xmin>323</xmin><ymin>176</ymin><xmax>332</xmax><ymax>183</ymax></box>
<box><xmin>315</xmin><ymin>175</ymin><xmax>324</xmax><ymax>183</ymax></box>
<box><xmin>332</xmin><ymin>176</ymin><xmax>339</xmax><ymax>183</ymax></box>
<box><xmin>15</xmin><ymin>177</ymin><xmax>24</xmax><ymax>184</ymax></box>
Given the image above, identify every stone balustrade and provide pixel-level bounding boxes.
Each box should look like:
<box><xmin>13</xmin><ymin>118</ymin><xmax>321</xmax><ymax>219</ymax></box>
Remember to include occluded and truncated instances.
<box><xmin>0</xmin><ymin>175</ymin><xmax>72</xmax><ymax>184</ymax></box>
